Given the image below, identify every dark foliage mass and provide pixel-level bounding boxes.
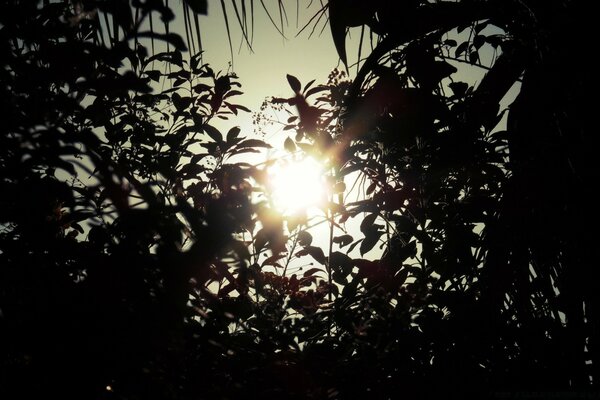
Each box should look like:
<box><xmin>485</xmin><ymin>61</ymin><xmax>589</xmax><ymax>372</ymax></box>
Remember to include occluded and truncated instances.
<box><xmin>0</xmin><ymin>1</ymin><xmax>597</xmax><ymax>399</ymax></box>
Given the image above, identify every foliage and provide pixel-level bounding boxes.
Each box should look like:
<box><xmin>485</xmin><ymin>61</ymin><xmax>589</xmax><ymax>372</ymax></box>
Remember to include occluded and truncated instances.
<box><xmin>1</xmin><ymin>1</ymin><xmax>597</xmax><ymax>399</ymax></box>
<box><xmin>0</xmin><ymin>1</ymin><xmax>262</xmax><ymax>398</ymax></box>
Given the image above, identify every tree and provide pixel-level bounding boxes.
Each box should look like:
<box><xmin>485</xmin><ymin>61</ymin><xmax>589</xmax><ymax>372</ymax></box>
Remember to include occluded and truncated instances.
<box><xmin>1</xmin><ymin>0</ymin><xmax>597</xmax><ymax>399</ymax></box>
<box><xmin>283</xmin><ymin>0</ymin><xmax>598</xmax><ymax>394</ymax></box>
<box><xmin>0</xmin><ymin>1</ymin><xmax>263</xmax><ymax>398</ymax></box>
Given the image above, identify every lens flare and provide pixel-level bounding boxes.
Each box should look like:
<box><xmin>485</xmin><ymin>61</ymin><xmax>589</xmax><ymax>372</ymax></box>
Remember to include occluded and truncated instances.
<box><xmin>268</xmin><ymin>157</ymin><xmax>326</xmax><ymax>213</ymax></box>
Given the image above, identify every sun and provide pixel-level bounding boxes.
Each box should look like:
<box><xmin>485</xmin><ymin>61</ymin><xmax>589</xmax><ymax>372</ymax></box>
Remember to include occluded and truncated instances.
<box><xmin>267</xmin><ymin>156</ymin><xmax>327</xmax><ymax>214</ymax></box>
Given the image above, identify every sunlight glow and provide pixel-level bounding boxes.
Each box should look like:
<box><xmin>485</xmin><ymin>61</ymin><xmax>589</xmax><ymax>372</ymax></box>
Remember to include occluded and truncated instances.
<box><xmin>268</xmin><ymin>157</ymin><xmax>326</xmax><ymax>214</ymax></box>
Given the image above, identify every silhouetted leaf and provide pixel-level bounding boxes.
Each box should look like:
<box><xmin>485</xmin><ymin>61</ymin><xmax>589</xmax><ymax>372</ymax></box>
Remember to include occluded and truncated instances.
<box><xmin>455</xmin><ymin>41</ymin><xmax>469</xmax><ymax>58</ymax></box>
<box><xmin>360</xmin><ymin>213</ymin><xmax>378</xmax><ymax>234</ymax></box>
<box><xmin>137</xmin><ymin>32</ymin><xmax>188</xmax><ymax>51</ymax></box>
<box><xmin>473</xmin><ymin>34</ymin><xmax>486</xmax><ymax>50</ymax></box>
<box><xmin>296</xmin><ymin>246</ymin><xmax>326</xmax><ymax>265</ymax></box>
<box><xmin>469</xmin><ymin>50</ymin><xmax>479</xmax><ymax>64</ymax></box>
<box><xmin>305</xmin><ymin>85</ymin><xmax>329</xmax><ymax>99</ymax></box>
<box><xmin>286</xmin><ymin>74</ymin><xmax>301</xmax><ymax>93</ymax></box>
<box><xmin>145</xmin><ymin>50</ymin><xmax>183</xmax><ymax>67</ymax></box>
<box><xmin>347</xmin><ymin>239</ymin><xmax>362</xmax><ymax>254</ymax></box>
<box><xmin>254</xmin><ymin>228</ymin><xmax>268</xmax><ymax>252</ymax></box>
<box><xmin>284</xmin><ymin>137</ymin><xmax>296</xmax><ymax>153</ymax></box>
<box><xmin>444</xmin><ymin>39</ymin><xmax>458</xmax><ymax>47</ymax></box>
<box><xmin>330</xmin><ymin>251</ymin><xmax>353</xmax><ymax>281</ymax></box>
<box><xmin>432</xmin><ymin>61</ymin><xmax>457</xmax><ymax>81</ymax></box>
<box><xmin>262</xmin><ymin>253</ymin><xmax>286</xmax><ymax>268</ymax></box>
<box><xmin>224</xmin><ymin>90</ymin><xmax>243</xmax><ymax>98</ymax></box>
<box><xmin>172</xmin><ymin>92</ymin><xmax>192</xmax><ymax>111</ymax></box>
<box><xmin>235</xmin><ymin>139</ymin><xmax>271</xmax><ymax>149</ymax></box>
<box><xmin>297</xmin><ymin>230</ymin><xmax>313</xmax><ymax>246</ymax></box>
<box><xmin>145</xmin><ymin>70</ymin><xmax>162</xmax><ymax>82</ymax></box>
<box><xmin>203</xmin><ymin>124</ymin><xmax>222</xmax><ymax>143</ymax></box>
<box><xmin>449</xmin><ymin>81</ymin><xmax>469</xmax><ymax>97</ymax></box>
<box><xmin>360</xmin><ymin>230</ymin><xmax>383</xmax><ymax>256</ymax></box>
<box><xmin>327</xmin><ymin>0</ymin><xmax>374</xmax><ymax>68</ymax></box>
<box><xmin>226</xmin><ymin>126</ymin><xmax>241</xmax><ymax>143</ymax></box>
<box><xmin>333</xmin><ymin>234</ymin><xmax>353</xmax><ymax>247</ymax></box>
<box><xmin>184</xmin><ymin>0</ymin><xmax>208</xmax><ymax>14</ymax></box>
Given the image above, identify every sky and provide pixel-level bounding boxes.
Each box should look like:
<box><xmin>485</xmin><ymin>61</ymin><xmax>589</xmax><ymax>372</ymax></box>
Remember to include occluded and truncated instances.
<box><xmin>183</xmin><ymin>2</ymin><xmax>359</xmax><ymax>268</ymax></box>
<box><xmin>190</xmin><ymin>2</ymin><xmax>344</xmax><ymax>142</ymax></box>
<box><xmin>160</xmin><ymin>2</ymin><xmax>520</xmax><ymax>267</ymax></box>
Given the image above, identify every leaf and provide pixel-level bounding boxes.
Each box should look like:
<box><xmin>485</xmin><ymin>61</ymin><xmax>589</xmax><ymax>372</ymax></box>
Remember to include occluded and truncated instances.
<box><xmin>136</xmin><ymin>32</ymin><xmax>187</xmax><ymax>51</ymax></box>
<box><xmin>328</xmin><ymin>0</ymin><xmax>348</xmax><ymax>68</ymax></box>
<box><xmin>184</xmin><ymin>0</ymin><xmax>208</xmax><ymax>14</ymax></box>
<box><xmin>224</xmin><ymin>90</ymin><xmax>244</xmax><ymax>98</ymax></box>
<box><xmin>203</xmin><ymin>124</ymin><xmax>222</xmax><ymax>143</ymax></box>
<box><xmin>444</xmin><ymin>39</ymin><xmax>458</xmax><ymax>47</ymax></box>
<box><xmin>262</xmin><ymin>253</ymin><xmax>286</xmax><ymax>268</ymax></box>
<box><xmin>296</xmin><ymin>142</ymin><xmax>314</xmax><ymax>154</ymax></box>
<box><xmin>254</xmin><ymin>228</ymin><xmax>268</xmax><ymax>252</ymax></box>
<box><xmin>486</xmin><ymin>34</ymin><xmax>503</xmax><ymax>49</ymax></box>
<box><xmin>366</xmin><ymin>182</ymin><xmax>377</xmax><ymax>195</ymax></box>
<box><xmin>286</xmin><ymin>74</ymin><xmax>301</xmax><ymax>94</ymax></box>
<box><xmin>230</xmin><ymin>239</ymin><xmax>251</xmax><ymax>262</ymax></box>
<box><xmin>284</xmin><ymin>137</ymin><xmax>296</xmax><ymax>153</ymax></box>
<box><xmin>231</xmin><ymin>148</ymin><xmax>260</xmax><ymax>156</ymax></box>
<box><xmin>72</xmin><ymin>222</ymin><xmax>84</xmax><ymax>234</ymax></box>
<box><xmin>234</xmin><ymin>104</ymin><xmax>251</xmax><ymax>113</ymax></box>
<box><xmin>475</xmin><ymin>21</ymin><xmax>489</xmax><ymax>34</ymax></box>
<box><xmin>332</xmin><ymin>234</ymin><xmax>353</xmax><ymax>248</ymax></box>
<box><xmin>180</xmin><ymin>163</ymin><xmax>206</xmax><ymax>177</ymax></box>
<box><xmin>432</xmin><ymin>61</ymin><xmax>457</xmax><ymax>81</ymax></box>
<box><xmin>347</xmin><ymin>239</ymin><xmax>362</xmax><ymax>254</ymax></box>
<box><xmin>360</xmin><ymin>231</ymin><xmax>383</xmax><ymax>256</ymax></box>
<box><xmin>473</xmin><ymin>34</ymin><xmax>486</xmax><ymax>50</ymax></box>
<box><xmin>355</xmin><ymin>259</ymin><xmax>378</xmax><ymax>278</ymax></box>
<box><xmin>145</xmin><ymin>70</ymin><xmax>162</xmax><ymax>82</ymax></box>
<box><xmin>193</xmin><ymin>83</ymin><xmax>212</xmax><ymax>93</ymax></box>
<box><xmin>297</xmin><ymin>230</ymin><xmax>313</xmax><ymax>246</ymax></box>
<box><xmin>305</xmin><ymin>85</ymin><xmax>329</xmax><ymax>99</ymax></box>
<box><xmin>455</xmin><ymin>41</ymin><xmax>469</xmax><ymax>58</ymax></box>
<box><xmin>333</xmin><ymin>181</ymin><xmax>346</xmax><ymax>194</ymax></box>
<box><xmin>330</xmin><ymin>251</ymin><xmax>353</xmax><ymax>274</ymax></box>
<box><xmin>449</xmin><ymin>81</ymin><xmax>469</xmax><ymax>97</ymax></box>
<box><xmin>394</xmin><ymin>268</ymin><xmax>409</xmax><ymax>288</ymax></box>
<box><xmin>469</xmin><ymin>51</ymin><xmax>479</xmax><ymax>64</ymax></box>
<box><xmin>235</xmin><ymin>139</ymin><xmax>271</xmax><ymax>149</ymax></box>
<box><xmin>302</xmin><ymin>267</ymin><xmax>324</xmax><ymax>278</ymax></box>
<box><xmin>296</xmin><ymin>246</ymin><xmax>326</xmax><ymax>265</ymax></box>
<box><xmin>360</xmin><ymin>213</ymin><xmax>378</xmax><ymax>234</ymax></box>
<box><xmin>302</xmin><ymin>79</ymin><xmax>316</xmax><ymax>94</ymax></box>
<box><xmin>226</xmin><ymin>126</ymin><xmax>241</xmax><ymax>143</ymax></box>
<box><xmin>172</xmin><ymin>92</ymin><xmax>192</xmax><ymax>111</ymax></box>
<box><xmin>338</xmin><ymin>163</ymin><xmax>362</xmax><ymax>177</ymax></box>
<box><xmin>144</xmin><ymin>51</ymin><xmax>182</xmax><ymax>67</ymax></box>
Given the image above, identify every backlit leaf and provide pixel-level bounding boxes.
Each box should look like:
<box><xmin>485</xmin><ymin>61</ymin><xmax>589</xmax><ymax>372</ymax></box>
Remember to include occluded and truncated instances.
<box><xmin>296</xmin><ymin>246</ymin><xmax>326</xmax><ymax>265</ymax></box>
<box><xmin>184</xmin><ymin>0</ymin><xmax>208</xmax><ymax>15</ymax></box>
<box><xmin>136</xmin><ymin>32</ymin><xmax>187</xmax><ymax>51</ymax></box>
<box><xmin>226</xmin><ymin>126</ymin><xmax>241</xmax><ymax>143</ymax></box>
<box><xmin>333</xmin><ymin>234</ymin><xmax>353</xmax><ymax>247</ymax></box>
<box><xmin>297</xmin><ymin>230</ymin><xmax>313</xmax><ymax>246</ymax></box>
<box><xmin>360</xmin><ymin>213</ymin><xmax>378</xmax><ymax>234</ymax></box>
<box><xmin>286</xmin><ymin>74</ymin><xmax>301</xmax><ymax>94</ymax></box>
<box><xmin>360</xmin><ymin>231</ymin><xmax>383</xmax><ymax>256</ymax></box>
<box><xmin>203</xmin><ymin>124</ymin><xmax>222</xmax><ymax>143</ymax></box>
<box><xmin>235</xmin><ymin>139</ymin><xmax>271</xmax><ymax>149</ymax></box>
<box><xmin>284</xmin><ymin>137</ymin><xmax>296</xmax><ymax>153</ymax></box>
